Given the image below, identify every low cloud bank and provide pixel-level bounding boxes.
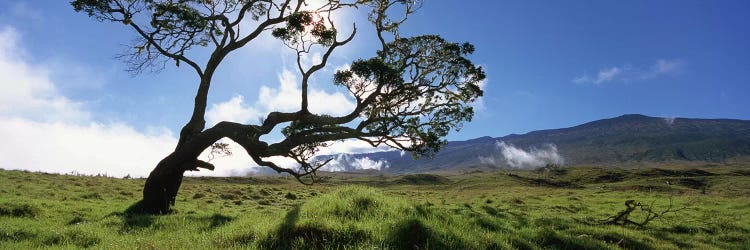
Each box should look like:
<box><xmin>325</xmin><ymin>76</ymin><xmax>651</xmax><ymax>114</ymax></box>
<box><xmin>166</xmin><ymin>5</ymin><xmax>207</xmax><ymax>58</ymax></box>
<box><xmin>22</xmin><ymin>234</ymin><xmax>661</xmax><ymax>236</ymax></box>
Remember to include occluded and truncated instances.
<box><xmin>480</xmin><ymin>141</ymin><xmax>564</xmax><ymax>169</ymax></box>
<box><xmin>322</xmin><ymin>154</ymin><xmax>389</xmax><ymax>172</ymax></box>
<box><xmin>0</xmin><ymin>25</ymin><xmax>388</xmax><ymax>178</ymax></box>
<box><xmin>0</xmin><ymin>26</ymin><xmax>181</xmax><ymax>178</ymax></box>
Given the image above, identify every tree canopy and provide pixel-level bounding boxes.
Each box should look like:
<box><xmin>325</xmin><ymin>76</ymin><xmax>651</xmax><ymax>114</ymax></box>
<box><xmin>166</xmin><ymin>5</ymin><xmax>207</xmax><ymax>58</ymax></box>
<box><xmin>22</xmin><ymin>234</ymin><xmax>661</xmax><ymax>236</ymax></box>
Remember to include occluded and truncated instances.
<box><xmin>71</xmin><ymin>0</ymin><xmax>484</xmax><ymax>188</ymax></box>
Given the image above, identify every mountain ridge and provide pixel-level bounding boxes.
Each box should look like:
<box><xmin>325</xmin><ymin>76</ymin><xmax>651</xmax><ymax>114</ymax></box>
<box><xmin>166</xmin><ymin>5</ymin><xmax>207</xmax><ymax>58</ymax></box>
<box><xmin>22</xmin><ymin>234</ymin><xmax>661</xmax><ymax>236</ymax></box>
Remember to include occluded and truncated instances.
<box><xmin>323</xmin><ymin>114</ymin><xmax>750</xmax><ymax>173</ymax></box>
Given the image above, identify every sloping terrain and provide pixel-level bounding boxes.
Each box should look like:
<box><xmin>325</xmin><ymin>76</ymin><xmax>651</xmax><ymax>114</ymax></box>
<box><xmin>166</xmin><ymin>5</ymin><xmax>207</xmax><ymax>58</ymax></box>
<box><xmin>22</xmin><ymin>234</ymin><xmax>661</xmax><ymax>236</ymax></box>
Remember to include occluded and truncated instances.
<box><xmin>332</xmin><ymin>114</ymin><xmax>750</xmax><ymax>173</ymax></box>
<box><xmin>1</xmin><ymin>166</ymin><xmax>749</xmax><ymax>249</ymax></box>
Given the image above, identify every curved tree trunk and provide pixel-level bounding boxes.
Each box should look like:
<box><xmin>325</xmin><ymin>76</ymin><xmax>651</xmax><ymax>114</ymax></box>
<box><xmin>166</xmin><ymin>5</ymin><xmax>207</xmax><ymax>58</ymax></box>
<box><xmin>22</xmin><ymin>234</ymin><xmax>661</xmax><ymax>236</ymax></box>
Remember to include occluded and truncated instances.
<box><xmin>138</xmin><ymin>129</ymin><xmax>205</xmax><ymax>214</ymax></box>
<box><xmin>137</xmin><ymin>74</ymin><xmax>216</xmax><ymax>214</ymax></box>
<box><xmin>140</xmin><ymin>154</ymin><xmax>191</xmax><ymax>214</ymax></box>
<box><xmin>136</xmin><ymin>121</ymin><xmax>244</xmax><ymax>214</ymax></box>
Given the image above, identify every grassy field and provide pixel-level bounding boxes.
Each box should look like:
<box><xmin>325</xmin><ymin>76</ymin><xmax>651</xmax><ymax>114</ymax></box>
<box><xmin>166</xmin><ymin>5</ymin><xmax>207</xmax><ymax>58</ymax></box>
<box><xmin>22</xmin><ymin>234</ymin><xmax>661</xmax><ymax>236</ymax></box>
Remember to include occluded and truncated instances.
<box><xmin>1</xmin><ymin>165</ymin><xmax>749</xmax><ymax>249</ymax></box>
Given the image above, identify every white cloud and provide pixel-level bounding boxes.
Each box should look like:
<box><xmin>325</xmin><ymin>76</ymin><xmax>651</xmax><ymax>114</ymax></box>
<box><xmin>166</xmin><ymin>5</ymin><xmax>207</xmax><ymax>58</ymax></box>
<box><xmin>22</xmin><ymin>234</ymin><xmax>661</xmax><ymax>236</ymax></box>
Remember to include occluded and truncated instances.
<box><xmin>235</xmin><ymin>0</ymin><xmax>357</xmax><ymax>58</ymax></box>
<box><xmin>0</xmin><ymin>26</ymin><xmax>181</xmax><ymax>178</ymax></box>
<box><xmin>207</xmin><ymin>68</ymin><xmax>357</xmax><ymax>126</ymax></box>
<box><xmin>258</xmin><ymin>70</ymin><xmax>304</xmax><ymax>113</ymax></box>
<box><xmin>190</xmin><ymin>140</ymin><xmax>281</xmax><ymax>177</ymax></box>
<box><xmin>478</xmin><ymin>155</ymin><xmax>496</xmax><ymax>165</ymax></box>
<box><xmin>189</xmin><ymin>138</ymin><xmax>394</xmax><ymax>176</ymax></box>
<box><xmin>471</xmin><ymin>78</ymin><xmax>488</xmax><ymax>113</ymax></box>
<box><xmin>663</xmin><ymin>117</ymin><xmax>676</xmax><ymax>126</ymax></box>
<box><xmin>0</xmin><ymin>27</ymin><xmax>90</xmax><ymax>123</ymax></box>
<box><xmin>258</xmin><ymin>69</ymin><xmax>356</xmax><ymax>115</ymax></box>
<box><xmin>595</xmin><ymin>67</ymin><xmax>622</xmax><ymax>84</ymax></box>
<box><xmin>497</xmin><ymin>141</ymin><xmax>563</xmax><ymax>169</ymax></box>
<box><xmin>202</xmin><ymin>68</ymin><xmax>369</xmax><ymax>175</ymax></box>
<box><xmin>0</xmin><ymin>118</ymin><xmax>175</xmax><ymax>177</ymax></box>
<box><xmin>641</xmin><ymin>59</ymin><xmax>685</xmax><ymax>80</ymax></box>
<box><xmin>205</xmin><ymin>95</ymin><xmax>260</xmax><ymax>126</ymax></box>
<box><xmin>324</xmin><ymin>154</ymin><xmax>389</xmax><ymax>172</ymax></box>
<box><xmin>317</xmin><ymin>139</ymin><xmax>392</xmax><ymax>155</ymax></box>
<box><xmin>298</xmin><ymin>52</ymin><xmax>323</xmax><ymax>71</ymax></box>
<box><xmin>478</xmin><ymin>141</ymin><xmax>563</xmax><ymax>169</ymax></box>
<box><xmin>573</xmin><ymin>67</ymin><xmax>622</xmax><ymax>84</ymax></box>
<box><xmin>573</xmin><ymin>59</ymin><xmax>685</xmax><ymax>84</ymax></box>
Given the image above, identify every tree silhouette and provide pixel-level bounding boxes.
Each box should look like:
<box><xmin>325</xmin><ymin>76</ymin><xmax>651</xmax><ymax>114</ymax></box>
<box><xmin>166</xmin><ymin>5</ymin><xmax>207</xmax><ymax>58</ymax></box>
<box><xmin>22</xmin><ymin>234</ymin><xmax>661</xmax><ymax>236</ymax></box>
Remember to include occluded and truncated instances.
<box><xmin>72</xmin><ymin>0</ymin><xmax>485</xmax><ymax>214</ymax></box>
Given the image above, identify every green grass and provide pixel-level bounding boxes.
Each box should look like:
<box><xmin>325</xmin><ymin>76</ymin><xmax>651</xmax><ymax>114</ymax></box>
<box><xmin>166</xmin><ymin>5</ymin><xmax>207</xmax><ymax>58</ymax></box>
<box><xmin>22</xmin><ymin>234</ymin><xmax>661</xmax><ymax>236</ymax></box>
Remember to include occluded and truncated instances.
<box><xmin>1</xmin><ymin>166</ymin><xmax>749</xmax><ymax>249</ymax></box>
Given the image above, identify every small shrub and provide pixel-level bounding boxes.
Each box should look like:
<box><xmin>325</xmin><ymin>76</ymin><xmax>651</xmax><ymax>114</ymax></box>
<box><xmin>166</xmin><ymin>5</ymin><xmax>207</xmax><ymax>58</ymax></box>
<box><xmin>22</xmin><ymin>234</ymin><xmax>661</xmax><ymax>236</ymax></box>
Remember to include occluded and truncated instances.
<box><xmin>284</xmin><ymin>192</ymin><xmax>298</xmax><ymax>200</ymax></box>
<box><xmin>80</xmin><ymin>192</ymin><xmax>103</xmax><ymax>200</ymax></box>
<box><xmin>261</xmin><ymin>223</ymin><xmax>370</xmax><ymax>249</ymax></box>
<box><xmin>217</xmin><ymin>232</ymin><xmax>257</xmax><ymax>247</ymax></box>
<box><xmin>0</xmin><ymin>203</ymin><xmax>40</xmax><ymax>218</ymax></box>
<box><xmin>258</xmin><ymin>200</ymin><xmax>272</xmax><ymax>206</ymax></box>
<box><xmin>0</xmin><ymin>228</ymin><xmax>36</xmax><ymax>241</ymax></box>
<box><xmin>475</xmin><ymin>217</ymin><xmax>505</xmax><ymax>231</ymax></box>
<box><xmin>68</xmin><ymin>213</ymin><xmax>87</xmax><ymax>225</ymax></box>
<box><xmin>393</xmin><ymin>174</ymin><xmax>451</xmax><ymax>185</ymax></box>
<box><xmin>219</xmin><ymin>193</ymin><xmax>238</xmax><ymax>200</ymax></box>
<box><xmin>207</xmin><ymin>213</ymin><xmax>234</xmax><ymax>228</ymax></box>
<box><xmin>233</xmin><ymin>233</ymin><xmax>257</xmax><ymax>245</ymax></box>
<box><xmin>389</xmin><ymin>219</ymin><xmax>461</xmax><ymax>249</ymax></box>
<box><xmin>193</xmin><ymin>193</ymin><xmax>205</xmax><ymax>199</ymax></box>
<box><xmin>42</xmin><ymin>230</ymin><xmax>101</xmax><ymax>248</ymax></box>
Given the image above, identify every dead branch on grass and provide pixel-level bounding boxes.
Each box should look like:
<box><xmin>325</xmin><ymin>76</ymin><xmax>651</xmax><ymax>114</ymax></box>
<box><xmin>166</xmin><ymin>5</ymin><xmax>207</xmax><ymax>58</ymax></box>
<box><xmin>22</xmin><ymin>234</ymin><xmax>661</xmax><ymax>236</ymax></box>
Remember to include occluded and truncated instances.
<box><xmin>598</xmin><ymin>198</ymin><xmax>688</xmax><ymax>227</ymax></box>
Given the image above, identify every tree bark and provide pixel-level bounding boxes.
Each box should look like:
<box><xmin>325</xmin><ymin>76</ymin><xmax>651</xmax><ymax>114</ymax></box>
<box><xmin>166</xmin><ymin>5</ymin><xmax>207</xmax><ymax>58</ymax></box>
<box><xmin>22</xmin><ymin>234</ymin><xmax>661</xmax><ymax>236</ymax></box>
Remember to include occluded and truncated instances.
<box><xmin>140</xmin><ymin>154</ymin><xmax>191</xmax><ymax>214</ymax></box>
<box><xmin>136</xmin><ymin>121</ymin><xmax>247</xmax><ymax>214</ymax></box>
<box><xmin>137</xmin><ymin>70</ymin><xmax>218</xmax><ymax>214</ymax></box>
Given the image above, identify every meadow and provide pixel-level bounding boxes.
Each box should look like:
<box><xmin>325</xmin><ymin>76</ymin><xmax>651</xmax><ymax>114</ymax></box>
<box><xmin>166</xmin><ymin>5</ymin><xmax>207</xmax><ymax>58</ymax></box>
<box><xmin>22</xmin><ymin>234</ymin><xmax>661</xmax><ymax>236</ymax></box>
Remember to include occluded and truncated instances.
<box><xmin>1</xmin><ymin>165</ymin><xmax>749</xmax><ymax>249</ymax></box>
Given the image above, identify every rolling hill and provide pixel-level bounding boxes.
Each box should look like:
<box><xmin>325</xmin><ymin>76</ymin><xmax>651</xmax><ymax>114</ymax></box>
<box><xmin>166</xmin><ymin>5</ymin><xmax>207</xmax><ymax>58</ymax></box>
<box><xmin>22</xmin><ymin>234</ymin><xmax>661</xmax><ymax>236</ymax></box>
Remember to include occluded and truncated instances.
<box><xmin>324</xmin><ymin>114</ymin><xmax>750</xmax><ymax>173</ymax></box>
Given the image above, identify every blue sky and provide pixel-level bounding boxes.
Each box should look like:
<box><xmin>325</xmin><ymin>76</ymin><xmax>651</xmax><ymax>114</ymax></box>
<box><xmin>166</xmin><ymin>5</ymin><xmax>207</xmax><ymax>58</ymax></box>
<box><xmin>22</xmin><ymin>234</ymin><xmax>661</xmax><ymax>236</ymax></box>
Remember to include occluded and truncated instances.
<box><xmin>1</xmin><ymin>1</ymin><xmax>748</xmax><ymax>176</ymax></box>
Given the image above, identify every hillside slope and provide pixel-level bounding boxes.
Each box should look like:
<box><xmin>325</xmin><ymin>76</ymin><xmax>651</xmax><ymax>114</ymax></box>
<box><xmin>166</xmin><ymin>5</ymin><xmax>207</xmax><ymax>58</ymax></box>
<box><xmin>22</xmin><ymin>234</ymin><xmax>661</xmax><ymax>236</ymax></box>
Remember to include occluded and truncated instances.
<box><xmin>328</xmin><ymin>114</ymin><xmax>750</xmax><ymax>173</ymax></box>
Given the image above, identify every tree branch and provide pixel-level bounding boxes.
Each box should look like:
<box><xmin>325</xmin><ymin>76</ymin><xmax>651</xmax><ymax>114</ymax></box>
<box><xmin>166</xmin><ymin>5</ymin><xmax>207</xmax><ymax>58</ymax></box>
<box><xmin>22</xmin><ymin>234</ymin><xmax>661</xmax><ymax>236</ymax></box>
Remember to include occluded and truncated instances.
<box><xmin>128</xmin><ymin>22</ymin><xmax>204</xmax><ymax>77</ymax></box>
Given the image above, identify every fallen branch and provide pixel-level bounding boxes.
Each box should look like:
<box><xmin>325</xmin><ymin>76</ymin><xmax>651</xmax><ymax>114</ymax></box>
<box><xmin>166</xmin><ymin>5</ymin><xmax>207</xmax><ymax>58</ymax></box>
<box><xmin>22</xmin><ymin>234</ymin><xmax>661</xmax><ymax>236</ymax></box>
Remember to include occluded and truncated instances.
<box><xmin>598</xmin><ymin>198</ymin><xmax>687</xmax><ymax>227</ymax></box>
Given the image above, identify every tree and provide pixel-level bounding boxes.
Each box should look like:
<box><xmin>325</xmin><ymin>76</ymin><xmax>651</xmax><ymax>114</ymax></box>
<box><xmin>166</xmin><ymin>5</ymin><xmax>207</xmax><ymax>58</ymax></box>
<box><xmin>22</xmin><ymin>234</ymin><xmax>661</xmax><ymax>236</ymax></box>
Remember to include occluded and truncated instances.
<box><xmin>72</xmin><ymin>0</ymin><xmax>485</xmax><ymax>214</ymax></box>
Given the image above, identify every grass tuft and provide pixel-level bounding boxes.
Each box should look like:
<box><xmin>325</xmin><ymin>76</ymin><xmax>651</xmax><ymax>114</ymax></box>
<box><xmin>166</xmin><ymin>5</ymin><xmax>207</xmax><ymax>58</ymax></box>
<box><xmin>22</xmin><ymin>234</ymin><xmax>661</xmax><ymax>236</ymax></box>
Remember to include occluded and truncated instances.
<box><xmin>1</xmin><ymin>166</ymin><xmax>749</xmax><ymax>249</ymax></box>
<box><xmin>0</xmin><ymin>203</ymin><xmax>40</xmax><ymax>218</ymax></box>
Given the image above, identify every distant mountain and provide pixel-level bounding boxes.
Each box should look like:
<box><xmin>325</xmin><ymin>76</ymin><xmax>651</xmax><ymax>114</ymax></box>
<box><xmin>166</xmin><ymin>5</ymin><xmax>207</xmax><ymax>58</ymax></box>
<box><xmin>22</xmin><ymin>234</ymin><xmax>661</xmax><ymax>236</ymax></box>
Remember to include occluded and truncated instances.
<box><xmin>323</xmin><ymin>114</ymin><xmax>750</xmax><ymax>173</ymax></box>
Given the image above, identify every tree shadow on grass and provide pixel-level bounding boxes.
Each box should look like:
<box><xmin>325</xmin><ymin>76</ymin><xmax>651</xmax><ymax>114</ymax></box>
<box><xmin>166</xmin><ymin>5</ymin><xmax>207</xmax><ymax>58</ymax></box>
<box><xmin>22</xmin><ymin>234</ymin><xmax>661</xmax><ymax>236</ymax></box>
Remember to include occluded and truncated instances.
<box><xmin>388</xmin><ymin>218</ymin><xmax>469</xmax><ymax>250</ymax></box>
<box><xmin>102</xmin><ymin>200</ymin><xmax>157</xmax><ymax>233</ymax></box>
<box><xmin>258</xmin><ymin>205</ymin><xmax>371</xmax><ymax>249</ymax></box>
<box><xmin>198</xmin><ymin>213</ymin><xmax>234</xmax><ymax>230</ymax></box>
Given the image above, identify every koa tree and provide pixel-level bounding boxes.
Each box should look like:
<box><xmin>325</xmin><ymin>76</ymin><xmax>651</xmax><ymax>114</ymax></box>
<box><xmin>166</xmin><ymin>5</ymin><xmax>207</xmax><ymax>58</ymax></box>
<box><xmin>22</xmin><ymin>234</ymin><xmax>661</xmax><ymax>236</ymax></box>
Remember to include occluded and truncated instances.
<box><xmin>72</xmin><ymin>0</ymin><xmax>485</xmax><ymax>214</ymax></box>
